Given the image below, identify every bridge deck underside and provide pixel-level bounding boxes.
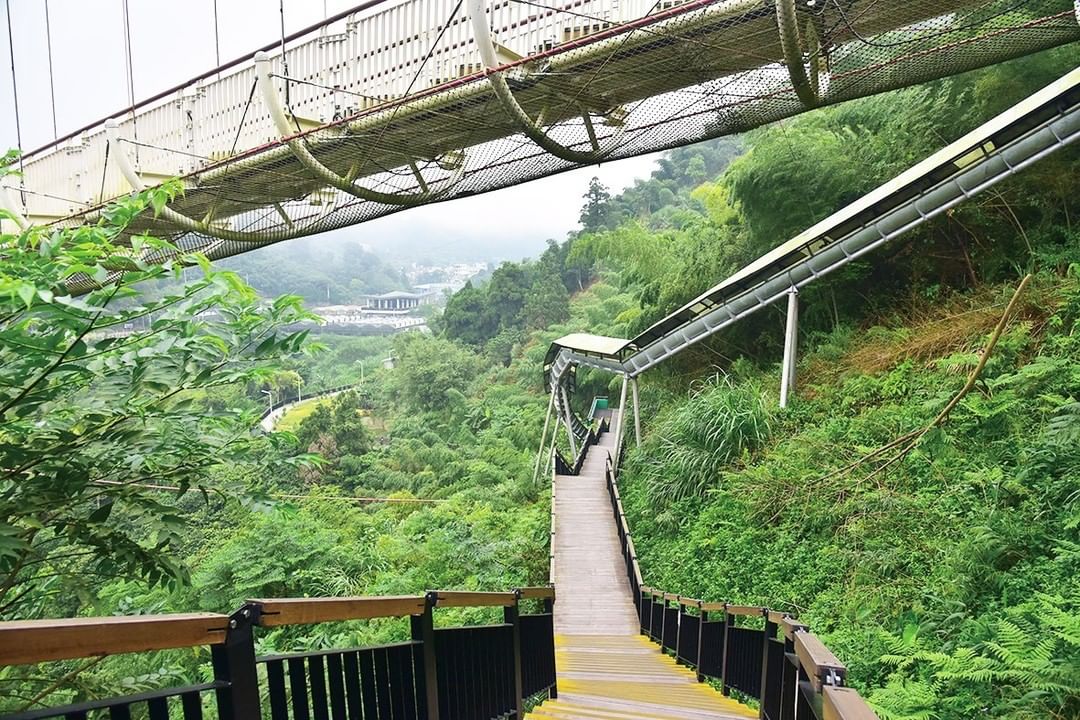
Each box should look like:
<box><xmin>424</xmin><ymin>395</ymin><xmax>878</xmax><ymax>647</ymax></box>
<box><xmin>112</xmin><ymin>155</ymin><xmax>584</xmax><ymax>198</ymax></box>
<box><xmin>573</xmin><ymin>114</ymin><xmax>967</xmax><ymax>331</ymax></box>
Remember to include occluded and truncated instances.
<box><xmin>543</xmin><ymin>414</ymin><xmax>754</xmax><ymax>719</ymax></box>
<box><xmin>11</xmin><ymin>0</ymin><xmax>1078</xmax><ymax>288</ymax></box>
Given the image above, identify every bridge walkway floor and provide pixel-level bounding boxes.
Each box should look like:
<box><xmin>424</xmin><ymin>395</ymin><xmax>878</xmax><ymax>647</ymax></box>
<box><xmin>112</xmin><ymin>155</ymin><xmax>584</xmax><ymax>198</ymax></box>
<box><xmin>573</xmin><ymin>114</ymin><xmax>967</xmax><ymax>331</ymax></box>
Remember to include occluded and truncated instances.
<box><xmin>529</xmin><ymin>412</ymin><xmax>754</xmax><ymax>719</ymax></box>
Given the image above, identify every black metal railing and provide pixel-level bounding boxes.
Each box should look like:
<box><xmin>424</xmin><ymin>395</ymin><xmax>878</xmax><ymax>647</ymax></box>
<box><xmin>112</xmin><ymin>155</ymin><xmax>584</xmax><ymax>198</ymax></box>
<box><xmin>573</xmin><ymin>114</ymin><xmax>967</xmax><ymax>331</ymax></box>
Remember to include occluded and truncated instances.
<box><xmin>603</xmin><ymin>453</ymin><xmax>878</xmax><ymax>720</ymax></box>
<box><xmin>553</xmin><ymin>415</ymin><xmax>611</xmax><ymax>477</ymax></box>
<box><xmin>261</xmin><ymin>641</ymin><xmax>423</xmax><ymax>720</ymax></box>
<box><xmin>0</xmin><ymin>589</ymin><xmax>556</xmax><ymax>720</ymax></box>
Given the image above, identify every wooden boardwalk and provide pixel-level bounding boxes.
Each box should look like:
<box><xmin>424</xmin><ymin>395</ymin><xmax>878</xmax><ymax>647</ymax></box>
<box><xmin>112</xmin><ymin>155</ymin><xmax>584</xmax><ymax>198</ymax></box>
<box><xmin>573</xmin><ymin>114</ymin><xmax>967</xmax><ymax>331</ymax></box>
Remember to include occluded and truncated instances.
<box><xmin>529</xmin><ymin>412</ymin><xmax>754</xmax><ymax>720</ymax></box>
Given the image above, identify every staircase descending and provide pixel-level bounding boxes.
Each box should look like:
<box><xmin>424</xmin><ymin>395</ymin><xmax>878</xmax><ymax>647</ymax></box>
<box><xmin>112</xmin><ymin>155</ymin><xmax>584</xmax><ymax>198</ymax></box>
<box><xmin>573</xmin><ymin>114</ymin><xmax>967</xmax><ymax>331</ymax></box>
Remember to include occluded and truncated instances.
<box><xmin>534</xmin><ymin>411</ymin><xmax>754</xmax><ymax>720</ymax></box>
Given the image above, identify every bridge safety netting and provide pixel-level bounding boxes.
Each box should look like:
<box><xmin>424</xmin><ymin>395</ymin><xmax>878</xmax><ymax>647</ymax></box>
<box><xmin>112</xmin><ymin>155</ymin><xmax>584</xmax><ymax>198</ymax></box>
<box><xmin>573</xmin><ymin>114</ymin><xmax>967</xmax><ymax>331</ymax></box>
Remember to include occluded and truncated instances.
<box><xmin>5</xmin><ymin>0</ymin><xmax>1077</xmax><ymax>287</ymax></box>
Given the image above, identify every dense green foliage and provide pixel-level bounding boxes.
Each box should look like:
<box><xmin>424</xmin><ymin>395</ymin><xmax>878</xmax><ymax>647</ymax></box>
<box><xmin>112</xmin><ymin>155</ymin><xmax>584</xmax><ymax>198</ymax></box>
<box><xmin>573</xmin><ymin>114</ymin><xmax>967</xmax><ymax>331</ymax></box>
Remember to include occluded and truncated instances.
<box><xmin>0</xmin><ymin>181</ymin><xmax>317</xmax><ymax>620</ymax></box>
<box><xmin>593</xmin><ymin>48</ymin><xmax>1080</xmax><ymax>720</ymax></box>
<box><xmin>3</xmin><ymin>42</ymin><xmax>1079</xmax><ymax>720</ymax></box>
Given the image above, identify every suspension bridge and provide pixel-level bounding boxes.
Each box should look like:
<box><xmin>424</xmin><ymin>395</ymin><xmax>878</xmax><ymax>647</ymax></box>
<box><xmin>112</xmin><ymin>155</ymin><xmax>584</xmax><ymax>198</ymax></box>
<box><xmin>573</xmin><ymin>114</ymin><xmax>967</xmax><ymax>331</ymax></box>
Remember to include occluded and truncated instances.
<box><xmin>2</xmin><ymin>0</ymin><xmax>1078</xmax><ymax>292</ymax></box>
<box><xmin>1</xmin><ymin>1</ymin><xmax>1079</xmax><ymax>719</ymax></box>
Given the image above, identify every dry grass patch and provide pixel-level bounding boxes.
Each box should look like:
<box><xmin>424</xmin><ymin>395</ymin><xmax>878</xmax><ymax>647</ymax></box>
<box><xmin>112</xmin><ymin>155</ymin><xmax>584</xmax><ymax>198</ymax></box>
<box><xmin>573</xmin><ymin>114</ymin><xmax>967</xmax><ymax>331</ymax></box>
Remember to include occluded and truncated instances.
<box><xmin>804</xmin><ymin>280</ymin><xmax>1062</xmax><ymax>385</ymax></box>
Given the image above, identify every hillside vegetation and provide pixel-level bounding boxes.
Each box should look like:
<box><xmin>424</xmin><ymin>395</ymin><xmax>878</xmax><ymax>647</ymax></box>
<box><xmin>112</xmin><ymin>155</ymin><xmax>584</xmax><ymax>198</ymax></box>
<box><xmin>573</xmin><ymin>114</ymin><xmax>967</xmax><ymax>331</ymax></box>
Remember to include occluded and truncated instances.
<box><xmin>1</xmin><ymin>44</ymin><xmax>1077</xmax><ymax>720</ymax></box>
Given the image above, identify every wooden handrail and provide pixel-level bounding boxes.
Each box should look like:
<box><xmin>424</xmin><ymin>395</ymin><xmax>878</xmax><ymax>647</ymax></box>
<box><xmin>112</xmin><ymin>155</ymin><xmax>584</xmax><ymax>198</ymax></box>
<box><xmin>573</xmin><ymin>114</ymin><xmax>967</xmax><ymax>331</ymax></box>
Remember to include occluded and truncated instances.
<box><xmin>1</xmin><ymin>585</ymin><xmax>551</xmax><ymax>667</ymax></box>
<box><xmin>518</xmin><ymin>586</ymin><xmax>556</xmax><ymax>601</ymax></box>
<box><xmin>433</xmin><ymin>591</ymin><xmax>518</xmax><ymax>608</ymax></box>
<box><xmin>725</xmin><ymin>604</ymin><xmax>767</xmax><ymax>617</ymax></box>
<box><xmin>253</xmin><ymin>596</ymin><xmax>426</xmax><ymax>626</ymax></box>
<box><xmin>781</xmin><ymin>616</ymin><xmax>810</xmax><ymax>639</ymax></box>
<box><xmin>823</xmin><ymin>686</ymin><xmax>878</xmax><ymax>720</ymax></box>
<box><xmin>795</xmin><ymin>630</ymin><xmax>847</xmax><ymax>690</ymax></box>
<box><xmin>0</xmin><ymin>613</ymin><xmax>229</xmax><ymax>666</ymax></box>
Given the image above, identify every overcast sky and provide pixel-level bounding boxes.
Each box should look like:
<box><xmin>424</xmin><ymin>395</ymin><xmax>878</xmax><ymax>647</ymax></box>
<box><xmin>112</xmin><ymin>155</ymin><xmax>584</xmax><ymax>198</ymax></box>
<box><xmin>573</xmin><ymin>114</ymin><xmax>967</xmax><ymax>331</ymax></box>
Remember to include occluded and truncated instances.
<box><xmin>0</xmin><ymin>0</ymin><xmax>660</xmax><ymax>260</ymax></box>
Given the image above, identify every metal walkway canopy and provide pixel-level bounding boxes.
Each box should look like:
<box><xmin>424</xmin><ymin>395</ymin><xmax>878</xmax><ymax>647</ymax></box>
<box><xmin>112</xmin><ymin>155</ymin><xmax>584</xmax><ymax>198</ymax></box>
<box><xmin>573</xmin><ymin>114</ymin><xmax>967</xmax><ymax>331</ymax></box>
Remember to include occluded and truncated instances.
<box><xmin>2</xmin><ymin>0</ymin><xmax>1078</xmax><ymax>284</ymax></box>
<box><xmin>546</xmin><ymin>66</ymin><xmax>1080</xmax><ymax>387</ymax></box>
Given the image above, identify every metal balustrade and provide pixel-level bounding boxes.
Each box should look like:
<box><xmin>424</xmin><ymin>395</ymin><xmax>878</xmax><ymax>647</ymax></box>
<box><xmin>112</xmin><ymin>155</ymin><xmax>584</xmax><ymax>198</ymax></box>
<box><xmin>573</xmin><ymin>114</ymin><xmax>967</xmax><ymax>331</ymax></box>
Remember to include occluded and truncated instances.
<box><xmin>602</xmin><ymin>450</ymin><xmax>877</xmax><ymax>719</ymax></box>
<box><xmin>0</xmin><ymin>588</ymin><xmax>557</xmax><ymax>720</ymax></box>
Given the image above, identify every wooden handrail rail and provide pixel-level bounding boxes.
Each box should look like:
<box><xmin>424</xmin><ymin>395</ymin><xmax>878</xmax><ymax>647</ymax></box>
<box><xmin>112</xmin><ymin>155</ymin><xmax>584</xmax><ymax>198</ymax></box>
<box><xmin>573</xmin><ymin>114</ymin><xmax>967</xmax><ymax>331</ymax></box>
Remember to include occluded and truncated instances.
<box><xmin>823</xmin><ymin>686</ymin><xmax>878</xmax><ymax>720</ymax></box>
<box><xmin>725</xmin><ymin>604</ymin><xmax>767</xmax><ymax>617</ymax></box>
<box><xmin>0</xmin><ymin>613</ymin><xmax>229</xmax><ymax>666</ymax></box>
<box><xmin>433</xmin><ymin>591</ymin><xmax>518</xmax><ymax>608</ymax></box>
<box><xmin>518</xmin><ymin>586</ymin><xmax>556</xmax><ymax>601</ymax></box>
<box><xmin>795</xmin><ymin>630</ymin><xmax>847</xmax><ymax>690</ymax></box>
<box><xmin>1</xmin><ymin>585</ymin><xmax>552</xmax><ymax>667</ymax></box>
<box><xmin>781</xmin><ymin>616</ymin><xmax>810</xmax><ymax>639</ymax></box>
<box><xmin>253</xmin><ymin>596</ymin><xmax>427</xmax><ymax>626</ymax></box>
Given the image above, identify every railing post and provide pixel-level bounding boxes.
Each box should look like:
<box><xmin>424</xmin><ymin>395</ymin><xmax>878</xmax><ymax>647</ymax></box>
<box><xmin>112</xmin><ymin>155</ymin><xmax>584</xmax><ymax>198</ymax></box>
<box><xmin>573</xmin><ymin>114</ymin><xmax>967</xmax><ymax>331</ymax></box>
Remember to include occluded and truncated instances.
<box><xmin>411</xmin><ymin>593</ymin><xmax>440</xmax><ymax>720</ymax></box>
<box><xmin>658</xmin><ymin>595</ymin><xmax>669</xmax><ymax>650</ymax></box>
<box><xmin>505</xmin><ymin>591</ymin><xmax>525</xmax><ymax>719</ymax></box>
<box><xmin>780</xmin><ymin>621</ymin><xmax>803</xmax><ymax>720</ymax></box>
<box><xmin>759</xmin><ymin>609</ymin><xmax>774</xmax><ymax>719</ymax></box>
<box><xmin>696</xmin><ymin>608</ymin><xmax>708</xmax><ymax>682</ymax></box>
<box><xmin>720</xmin><ymin>604</ymin><xmax>732</xmax><ymax>696</ymax></box>
<box><xmin>673</xmin><ymin>596</ymin><xmax>682</xmax><ymax>662</ymax></box>
<box><xmin>211</xmin><ymin>604</ymin><xmax>262</xmax><ymax>720</ymax></box>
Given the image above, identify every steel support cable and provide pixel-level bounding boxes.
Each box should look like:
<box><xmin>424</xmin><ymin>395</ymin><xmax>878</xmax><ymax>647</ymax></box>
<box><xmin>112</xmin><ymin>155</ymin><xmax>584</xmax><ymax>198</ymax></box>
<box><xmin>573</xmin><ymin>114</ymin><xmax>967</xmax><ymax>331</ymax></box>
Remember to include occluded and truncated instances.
<box><xmin>212</xmin><ymin>0</ymin><xmax>221</xmax><ymax>67</ymax></box>
<box><xmin>254</xmin><ymin>54</ymin><xmax>466</xmax><ymax>207</ymax></box>
<box><xmin>776</xmin><ymin>0</ymin><xmax>820</xmax><ymax>108</ymax></box>
<box><xmin>44</xmin><ymin>0</ymin><xmax>57</xmax><ymax>138</ymax></box>
<box><xmin>1</xmin><ymin>0</ymin><xmax>27</xmax><ymax>230</ymax></box>
<box><xmin>121</xmin><ymin>0</ymin><xmax>140</xmax><ymax>164</ymax></box>
<box><xmin>104</xmin><ymin>120</ymin><xmax>309</xmax><ymax>245</ymax></box>
<box><xmin>467</xmin><ymin>0</ymin><xmax>627</xmax><ymax>164</ymax></box>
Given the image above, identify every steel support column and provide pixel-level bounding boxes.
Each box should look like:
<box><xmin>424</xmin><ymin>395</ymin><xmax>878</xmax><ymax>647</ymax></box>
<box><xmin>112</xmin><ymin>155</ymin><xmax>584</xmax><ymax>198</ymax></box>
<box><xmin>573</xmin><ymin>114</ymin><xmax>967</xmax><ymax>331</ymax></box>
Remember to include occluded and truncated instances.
<box><xmin>560</xmin><ymin>384</ymin><xmax>578</xmax><ymax>460</ymax></box>
<box><xmin>614</xmin><ymin>374</ymin><xmax>628</xmax><ymax>468</ymax></box>
<box><xmin>779</xmin><ymin>289</ymin><xmax>798</xmax><ymax>409</ymax></box>
<box><xmin>533</xmin><ymin>385</ymin><xmax>558</xmax><ymax>484</ymax></box>
<box><xmin>631</xmin><ymin>376</ymin><xmax>642</xmax><ymax>448</ymax></box>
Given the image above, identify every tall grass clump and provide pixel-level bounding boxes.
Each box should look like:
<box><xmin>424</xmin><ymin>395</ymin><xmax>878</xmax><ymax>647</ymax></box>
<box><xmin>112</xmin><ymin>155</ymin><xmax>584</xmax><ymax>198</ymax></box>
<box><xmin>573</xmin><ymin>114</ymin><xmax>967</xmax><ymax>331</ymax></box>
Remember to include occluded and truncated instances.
<box><xmin>636</xmin><ymin>374</ymin><xmax>771</xmax><ymax>511</ymax></box>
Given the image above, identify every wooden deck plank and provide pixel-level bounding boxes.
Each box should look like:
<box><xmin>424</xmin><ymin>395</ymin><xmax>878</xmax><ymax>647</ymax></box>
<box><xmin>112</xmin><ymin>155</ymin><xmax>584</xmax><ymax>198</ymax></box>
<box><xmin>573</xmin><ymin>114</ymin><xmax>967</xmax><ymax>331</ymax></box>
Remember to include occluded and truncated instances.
<box><xmin>539</xmin><ymin>414</ymin><xmax>754</xmax><ymax>719</ymax></box>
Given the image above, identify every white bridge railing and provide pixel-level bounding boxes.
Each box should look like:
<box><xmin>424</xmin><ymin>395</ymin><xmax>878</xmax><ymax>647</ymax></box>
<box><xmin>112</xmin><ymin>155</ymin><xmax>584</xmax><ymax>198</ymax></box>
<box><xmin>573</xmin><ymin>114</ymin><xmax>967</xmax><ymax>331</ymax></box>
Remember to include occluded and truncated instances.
<box><xmin>8</xmin><ymin>0</ymin><xmax>651</xmax><ymax>224</ymax></box>
<box><xmin>2</xmin><ymin>0</ymin><xmax>1076</xmax><ymax>240</ymax></box>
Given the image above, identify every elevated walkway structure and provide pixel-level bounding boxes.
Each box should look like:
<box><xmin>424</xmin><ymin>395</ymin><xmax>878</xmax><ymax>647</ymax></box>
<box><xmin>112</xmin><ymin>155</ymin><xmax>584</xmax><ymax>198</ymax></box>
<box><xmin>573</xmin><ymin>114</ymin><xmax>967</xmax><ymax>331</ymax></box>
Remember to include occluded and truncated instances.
<box><xmin>543</xmin><ymin>66</ymin><xmax>1080</xmax><ymax>416</ymax></box>
<box><xmin>0</xmin><ymin>405</ymin><xmax>873</xmax><ymax>719</ymax></box>
<box><xmin>3</xmin><ymin>0</ymin><xmax>1078</xmax><ymax>290</ymax></box>
<box><xmin>536</xmin><ymin>410</ymin><xmax>757</xmax><ymax>719</ymax></box>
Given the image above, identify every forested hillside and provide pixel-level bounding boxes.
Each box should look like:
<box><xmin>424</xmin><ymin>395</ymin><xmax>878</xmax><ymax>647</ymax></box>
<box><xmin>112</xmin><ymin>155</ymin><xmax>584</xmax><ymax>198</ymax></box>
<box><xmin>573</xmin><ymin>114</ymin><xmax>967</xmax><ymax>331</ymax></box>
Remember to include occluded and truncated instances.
<box><xmin>219</xmin><ymin>236</ymin><xmax>411</xmax><ymax>304</ymax></box>
<box><xmin>2</xmin><ymin>44</ymin><xmax>1077</xmax><ymax>720</ymax></box>
<box><xmin>568</xmin><ymin>48</ymin><xmax>1080</xmax><ymax>720</ymax></box>
<box><xmin>448</xmin><ymin>45</ymin><xmax>1080</xmax><ymax>720</ymax></box>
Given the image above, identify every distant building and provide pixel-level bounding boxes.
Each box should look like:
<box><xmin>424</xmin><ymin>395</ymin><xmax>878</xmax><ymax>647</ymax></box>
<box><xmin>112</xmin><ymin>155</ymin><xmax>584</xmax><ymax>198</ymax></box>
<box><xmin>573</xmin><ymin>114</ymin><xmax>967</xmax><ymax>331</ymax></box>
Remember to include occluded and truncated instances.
<box><xmin>311</xmin><ymin>304</ymin><xmax>426</xmax><ymax>331</ymax></box>
<box><xmin>362</xmin><ymin>290</ymin><xmax>423</xmax><ymax>314</ymax></box>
